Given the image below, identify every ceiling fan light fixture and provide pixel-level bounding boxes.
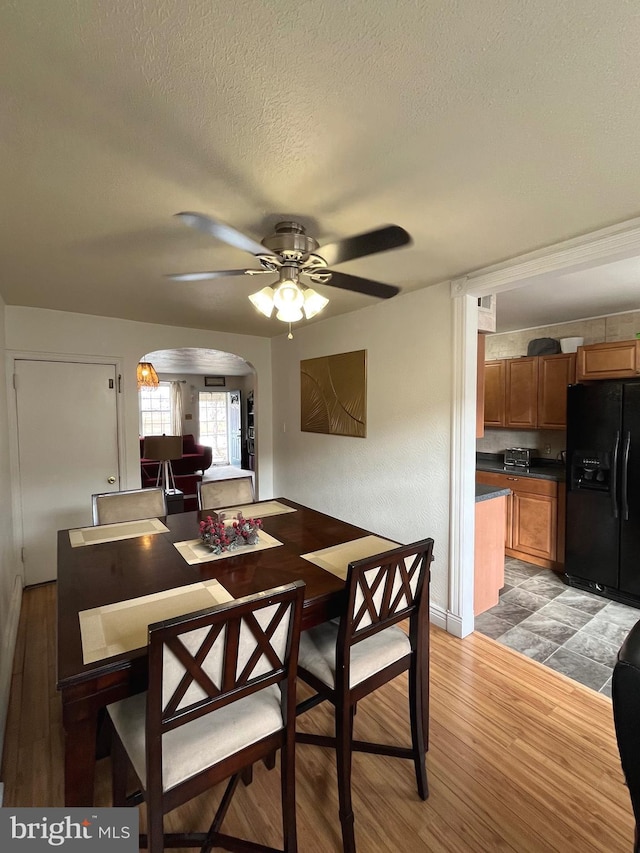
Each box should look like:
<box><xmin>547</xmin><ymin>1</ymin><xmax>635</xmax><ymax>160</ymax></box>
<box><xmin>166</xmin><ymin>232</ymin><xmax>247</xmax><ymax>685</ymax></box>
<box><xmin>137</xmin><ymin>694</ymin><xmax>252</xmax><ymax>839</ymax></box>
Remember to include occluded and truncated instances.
<box><xmin>302</xmin><ymin>287</ymin><xmax>329</xmax><ymax>319</ymax></box>
<box><xmin>248</xmin><ymin>286</ymin><xmax>275</xmax><ymax>318</ymax></box>
<box><xmin>276</xmin><ymin>304</ymin><xmax>304</xmax><ymax>323</ymax></box>
<box><xmin>273</xmin><ymin>279</ymin><xmax>304</xmax><ymax>311</ymax></box>
<box><xmin>137</xmin><ymin>360</ymin><xmax>159</xmax><ymax>388</ymax></box>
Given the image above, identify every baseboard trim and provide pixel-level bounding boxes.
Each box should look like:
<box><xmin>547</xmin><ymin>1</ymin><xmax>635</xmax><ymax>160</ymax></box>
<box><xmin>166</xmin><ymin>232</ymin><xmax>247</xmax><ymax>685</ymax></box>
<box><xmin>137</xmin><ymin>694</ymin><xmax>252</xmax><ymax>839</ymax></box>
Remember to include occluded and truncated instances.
<box><xmin>430</xmin><ymin>602</ymin><xmax>473</xmax><ymax>638</ymax></box>
<box><xmin>0</xmin><ymin>575</ymin><xmax>23</xmax><ymax>771</ymax></box>
<box><xmin>429</xmin><ymin>602</ymin><xmax>447</xmax><ymax>630</ymax></box>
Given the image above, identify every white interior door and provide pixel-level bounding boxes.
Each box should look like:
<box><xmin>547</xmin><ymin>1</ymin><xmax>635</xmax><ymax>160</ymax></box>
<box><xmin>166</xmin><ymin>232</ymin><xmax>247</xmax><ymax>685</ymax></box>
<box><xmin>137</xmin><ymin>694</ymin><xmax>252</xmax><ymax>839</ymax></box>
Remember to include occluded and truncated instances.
<box><xmin>228</xmin><ymin>391</ymin><xmax>242</xmax><ymax>467</ymax></box>
<box><xmin>15</xmin><ymin>360</ymin><xmax>120</xmax><ymax>585</ymax></box>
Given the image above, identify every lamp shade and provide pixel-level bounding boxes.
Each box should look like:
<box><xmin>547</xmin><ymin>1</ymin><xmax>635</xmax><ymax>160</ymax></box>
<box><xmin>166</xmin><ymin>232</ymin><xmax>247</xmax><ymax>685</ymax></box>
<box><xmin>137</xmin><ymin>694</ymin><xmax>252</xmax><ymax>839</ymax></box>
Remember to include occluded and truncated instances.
<box><xmin>137</xmin><ymin>361</ymin><xmax>159</xmax><ymax>388</ymax></box>
<box><xmin>248</xmin><ymin>286</ymin><xmax>275</xmax><ymax>317</ymax></box>
<box><xmin>143</xmin><ymin>435</ymin><xmax>182</xmax><ymax>461</ymax></box>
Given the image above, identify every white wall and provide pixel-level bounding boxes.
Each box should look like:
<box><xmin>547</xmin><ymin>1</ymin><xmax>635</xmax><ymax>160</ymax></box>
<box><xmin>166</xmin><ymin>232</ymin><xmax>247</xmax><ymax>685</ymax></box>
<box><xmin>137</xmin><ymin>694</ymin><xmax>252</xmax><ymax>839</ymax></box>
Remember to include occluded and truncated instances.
<box><xmin>271</xmin><ymin>283</ymin><xmax>453</xmax><ymax>614</ymax></box>
<box><xmin>0</xmin><ymin>294</ymin><xmax>21</xmax><ymax>772</ymax></box>
<box><xmin>5</xmin><ymin>307</ymin><xmax>272</xmax><ymax>495</ymax></box>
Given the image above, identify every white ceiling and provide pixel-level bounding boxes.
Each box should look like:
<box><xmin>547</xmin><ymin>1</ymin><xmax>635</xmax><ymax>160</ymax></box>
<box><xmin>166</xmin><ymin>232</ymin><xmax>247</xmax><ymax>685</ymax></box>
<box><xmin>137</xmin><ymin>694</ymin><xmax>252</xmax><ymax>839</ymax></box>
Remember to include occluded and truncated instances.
<box><xmin>3</xmin><ymin>0</ymin><xmax>640</xmax><ymax>360</ymax></box>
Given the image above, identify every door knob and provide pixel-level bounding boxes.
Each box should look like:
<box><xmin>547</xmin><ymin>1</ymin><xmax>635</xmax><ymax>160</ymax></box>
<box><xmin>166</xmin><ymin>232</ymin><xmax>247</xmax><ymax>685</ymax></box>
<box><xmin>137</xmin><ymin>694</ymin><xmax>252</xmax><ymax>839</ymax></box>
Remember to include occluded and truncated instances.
<box><xmin>107</xmin><ymin>476</ymin><xmax>116</xmax><ymax>484</ymax></box>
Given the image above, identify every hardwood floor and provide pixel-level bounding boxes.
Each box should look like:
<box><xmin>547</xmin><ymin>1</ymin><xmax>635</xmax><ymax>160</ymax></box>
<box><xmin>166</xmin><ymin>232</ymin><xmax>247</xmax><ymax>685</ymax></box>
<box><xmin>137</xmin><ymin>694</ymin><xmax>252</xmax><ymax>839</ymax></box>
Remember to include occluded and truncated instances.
<box><xmin>1</xmin><ymin>584</ymin><xmax>634</xmax><ymax>852</ymax></box>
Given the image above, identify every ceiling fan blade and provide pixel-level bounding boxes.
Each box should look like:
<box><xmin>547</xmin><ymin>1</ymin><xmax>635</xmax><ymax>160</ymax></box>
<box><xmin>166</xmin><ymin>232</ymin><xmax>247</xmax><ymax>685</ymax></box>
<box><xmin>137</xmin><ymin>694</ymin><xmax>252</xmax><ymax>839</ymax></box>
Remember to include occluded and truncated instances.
<box><xmin>309</xmin><ymin>269</ymin><xmax>400</xmax><ymax>299</ymax></box>
<box><xmin>175</xmin><ymin>212</ymin><xmax>267</xmax><ymax>256</ymax></box>
<box><xmin>166</xmin><ymin>269</ymin><xmax>273</xmax><ymax>282</ymax></box>
<box><xmin>315</xmin><ymin>225</ymin><xmax>411</xmax><ymax>267</ymax></box>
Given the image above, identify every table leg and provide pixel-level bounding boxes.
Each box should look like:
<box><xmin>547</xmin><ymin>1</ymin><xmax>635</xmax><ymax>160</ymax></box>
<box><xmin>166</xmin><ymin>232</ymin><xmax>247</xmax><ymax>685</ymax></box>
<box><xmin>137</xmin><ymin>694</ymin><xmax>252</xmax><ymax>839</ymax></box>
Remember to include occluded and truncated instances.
<box><xmin>63</xmin><ymin>713</ymin><xmax>99</xmax><ymax>806</ymax></box>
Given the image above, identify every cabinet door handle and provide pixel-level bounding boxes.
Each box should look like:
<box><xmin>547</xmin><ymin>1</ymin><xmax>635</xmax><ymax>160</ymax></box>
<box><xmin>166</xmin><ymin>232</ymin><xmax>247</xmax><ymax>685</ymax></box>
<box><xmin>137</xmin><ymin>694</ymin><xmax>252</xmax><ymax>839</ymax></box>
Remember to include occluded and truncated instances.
<box><xmin>506</xmin><ymin>477</ymin><xmax>519</xmax><ymax>481</ymax></box>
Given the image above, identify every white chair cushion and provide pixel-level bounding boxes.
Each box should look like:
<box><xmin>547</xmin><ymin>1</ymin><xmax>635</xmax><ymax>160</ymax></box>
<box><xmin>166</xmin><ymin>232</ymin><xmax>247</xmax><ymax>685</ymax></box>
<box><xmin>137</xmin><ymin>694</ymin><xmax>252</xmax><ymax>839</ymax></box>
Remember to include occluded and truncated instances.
<box><xmin>298</xmin><ymin>620</ymin><xmax>411</xmax><ymax>689</ymax></box>
<box><xmin>107</xmin><ymin>685</ymin><xmax>283</xmax><ymax>792</ymax></box>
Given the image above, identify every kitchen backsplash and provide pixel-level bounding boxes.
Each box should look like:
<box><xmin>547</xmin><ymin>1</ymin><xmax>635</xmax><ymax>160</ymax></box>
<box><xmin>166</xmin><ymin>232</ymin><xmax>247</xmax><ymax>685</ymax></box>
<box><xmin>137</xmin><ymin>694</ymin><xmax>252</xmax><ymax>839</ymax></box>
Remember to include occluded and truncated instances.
<box><xmin>477</xmin><ymin>428</ymin><xmax>566</xmax><ymax>460</ymax></box>
<box><xmin>484</xmin><ymin>309</ymin><xmax>640</xmax><ymax>359</ymax></box>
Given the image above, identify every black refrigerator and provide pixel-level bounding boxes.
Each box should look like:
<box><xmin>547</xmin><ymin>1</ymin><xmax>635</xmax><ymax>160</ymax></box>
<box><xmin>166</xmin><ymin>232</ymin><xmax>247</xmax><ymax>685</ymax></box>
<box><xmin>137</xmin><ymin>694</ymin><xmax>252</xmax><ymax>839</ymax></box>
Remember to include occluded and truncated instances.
<box><xmin>565</xmin><ymin>380</ymin><xmax>640</xmax><ymax>605</ymax></box>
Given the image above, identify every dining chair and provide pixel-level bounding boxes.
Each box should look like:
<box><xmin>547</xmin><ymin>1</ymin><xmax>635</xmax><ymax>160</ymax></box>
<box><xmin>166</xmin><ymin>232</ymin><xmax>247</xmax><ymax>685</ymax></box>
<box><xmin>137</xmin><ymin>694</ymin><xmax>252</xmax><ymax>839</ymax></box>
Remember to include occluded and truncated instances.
<box><xmin>295</xmin><ymin>538</ymin><xmax>434</xmax><ymax>853</ymax></box>
<box><xmin>92</xmin><ymin>487</ymin><xmax>167</xmax><ymax>525</ymax></box>
<box><xmin>107</xmin><ymin>580</ymin><xmax>305</xmax><ymax>853</ymax></box>
<box><xmin>197</xmin><ymin>476</ymin><xmax>255</xmax><ymax>512</ymax></box>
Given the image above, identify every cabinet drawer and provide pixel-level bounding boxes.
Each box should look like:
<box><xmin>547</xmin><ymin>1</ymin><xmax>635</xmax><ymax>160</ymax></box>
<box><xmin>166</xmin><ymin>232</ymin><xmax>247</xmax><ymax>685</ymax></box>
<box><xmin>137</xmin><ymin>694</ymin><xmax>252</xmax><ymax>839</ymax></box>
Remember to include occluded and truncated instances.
<box><xmin>476</xmin><ymin>470</ymin><xmax>557</xmax><ymax>497</ymax></box>
<box><xmin>499</xmin><ymin>474</ymin><xmax>557</xmax><ymax>497</ymax></box>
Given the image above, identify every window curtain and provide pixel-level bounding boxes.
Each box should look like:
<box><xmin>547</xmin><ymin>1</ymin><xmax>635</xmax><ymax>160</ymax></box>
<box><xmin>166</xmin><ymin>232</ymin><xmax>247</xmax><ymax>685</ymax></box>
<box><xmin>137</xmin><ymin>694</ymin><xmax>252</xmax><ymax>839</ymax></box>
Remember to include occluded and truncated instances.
<box><xmin>170</xmin><ymin>381</ymin><xmax>184</xmax><ymax>436</ymax></box>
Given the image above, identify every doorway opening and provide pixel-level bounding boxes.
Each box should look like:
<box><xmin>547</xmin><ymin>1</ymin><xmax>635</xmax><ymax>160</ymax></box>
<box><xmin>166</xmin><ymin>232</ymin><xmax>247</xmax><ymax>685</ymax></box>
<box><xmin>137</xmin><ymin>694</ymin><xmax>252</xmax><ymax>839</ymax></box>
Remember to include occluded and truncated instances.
<box><xmin>198</xmin><ymin>391</ymin><xmax>229</xmax><ymax>465</ymax></box>
<box><xmin>137</xmin><ymin>348</ymin><xmax>256</xmax><ymax>492</ymax></box>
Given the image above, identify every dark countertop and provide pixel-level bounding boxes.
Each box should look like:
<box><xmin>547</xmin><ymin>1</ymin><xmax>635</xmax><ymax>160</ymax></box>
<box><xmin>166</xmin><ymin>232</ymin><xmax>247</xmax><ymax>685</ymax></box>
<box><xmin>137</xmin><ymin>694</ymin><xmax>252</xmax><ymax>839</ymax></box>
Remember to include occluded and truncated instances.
<box><xmin>476</xmin><ymin>453</ymin><xmax>566</xmax><ymax>483</ymax></box>
<box><xmin>476</xmin><ymin>484</ymin><xmax>511</xmax><ymax>503</ymax></box>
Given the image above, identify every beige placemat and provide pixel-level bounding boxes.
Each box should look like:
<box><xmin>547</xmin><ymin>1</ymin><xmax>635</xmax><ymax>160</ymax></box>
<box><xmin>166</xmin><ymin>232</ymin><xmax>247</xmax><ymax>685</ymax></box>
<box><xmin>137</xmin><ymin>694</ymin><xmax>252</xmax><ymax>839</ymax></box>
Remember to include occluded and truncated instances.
<box><xmin>213</xmin><ymin>500</ymin><xmax>297</xmax><ymax>519</ymax></box>
<box><xmin>301</xmin><ymin>535</ymin><xmax>400</xmax><ymax>580</ymax></box>
<box><xmin>69</xmin><ymin>517</ymin><xmax>169</xmax><ymax>547</ymax></box>
<box><xmin>174</xmin><ymin>529</ymin><xmax>284</xmax><ymax>565</ymax></box>
<box><xmin>79</xmin><ymin>579</ymin><xmax>234</xmax><ymax>664</ymax></box>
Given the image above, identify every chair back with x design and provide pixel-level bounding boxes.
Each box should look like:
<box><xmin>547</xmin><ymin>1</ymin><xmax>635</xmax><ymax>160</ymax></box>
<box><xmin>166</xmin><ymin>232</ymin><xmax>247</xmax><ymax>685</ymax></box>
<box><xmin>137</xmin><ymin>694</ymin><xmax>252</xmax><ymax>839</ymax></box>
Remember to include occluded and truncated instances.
<box><xmin>336</xmin><ymin>538</ymin><xmax>433</xmax><ymax>697</ymax></box>
<box><xmin>295</xmin><ymin>539</ymin><xmax>433</xmax><ymax>853</ymax></box>
<box><xmin>109</xmin><ymin>581</ymin><xmax>304</xmax><ymax>853</ymax></box>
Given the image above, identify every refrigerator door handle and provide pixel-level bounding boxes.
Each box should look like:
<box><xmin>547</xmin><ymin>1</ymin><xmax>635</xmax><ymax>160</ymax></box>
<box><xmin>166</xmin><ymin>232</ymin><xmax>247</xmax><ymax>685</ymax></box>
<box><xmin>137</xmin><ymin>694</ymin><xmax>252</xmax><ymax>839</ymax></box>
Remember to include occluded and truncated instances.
<box><xmin>621</xmin><ymin>430</ymin><xmax>631</xmax><ymax>521</ymax></box>
<box><xmin>611</xmin><ymin>430</ymin><xmax>620</xmax><ymax>519</ymax></box>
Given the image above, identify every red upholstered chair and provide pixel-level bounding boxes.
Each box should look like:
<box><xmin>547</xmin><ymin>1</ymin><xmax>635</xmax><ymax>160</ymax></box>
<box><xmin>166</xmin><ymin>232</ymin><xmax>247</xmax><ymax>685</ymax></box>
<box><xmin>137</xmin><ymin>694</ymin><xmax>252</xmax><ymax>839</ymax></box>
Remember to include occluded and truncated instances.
<box><xmin>295</xmin><ymin>538</ymin><xmax>434</xmax><ymax>853</ymax></box>
<box><xmin>108</xmin><ymin>581</ymin><xmax>305</xmax><ymax>853</ymax></box>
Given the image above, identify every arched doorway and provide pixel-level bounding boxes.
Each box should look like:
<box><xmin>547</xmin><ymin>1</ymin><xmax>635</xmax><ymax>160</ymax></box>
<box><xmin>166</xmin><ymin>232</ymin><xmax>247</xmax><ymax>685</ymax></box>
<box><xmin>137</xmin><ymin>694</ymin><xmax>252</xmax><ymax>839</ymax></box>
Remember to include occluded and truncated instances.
<box><xmin>137</xmin><ymin>347</ymin><xmax>256</xmax><ymax>508</ymax></box>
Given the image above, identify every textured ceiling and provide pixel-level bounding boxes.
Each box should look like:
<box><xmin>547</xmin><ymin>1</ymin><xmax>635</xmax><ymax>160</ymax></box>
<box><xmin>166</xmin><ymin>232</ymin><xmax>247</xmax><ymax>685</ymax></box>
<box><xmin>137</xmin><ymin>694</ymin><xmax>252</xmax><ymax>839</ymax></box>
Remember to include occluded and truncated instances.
<box><xmin>2</xmin><ymin>0</ymin><xmax>640</xmax><ymax>344</ymax></box>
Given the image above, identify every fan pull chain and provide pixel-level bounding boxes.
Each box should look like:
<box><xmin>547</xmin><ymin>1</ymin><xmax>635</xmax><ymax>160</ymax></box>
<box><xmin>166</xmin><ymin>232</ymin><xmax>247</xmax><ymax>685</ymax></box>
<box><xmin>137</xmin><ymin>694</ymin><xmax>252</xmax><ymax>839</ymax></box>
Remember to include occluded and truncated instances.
<box><xmin>288</xmin><ymin>323</ymin><xmax>293</xmax><ymax>340</ymax></box>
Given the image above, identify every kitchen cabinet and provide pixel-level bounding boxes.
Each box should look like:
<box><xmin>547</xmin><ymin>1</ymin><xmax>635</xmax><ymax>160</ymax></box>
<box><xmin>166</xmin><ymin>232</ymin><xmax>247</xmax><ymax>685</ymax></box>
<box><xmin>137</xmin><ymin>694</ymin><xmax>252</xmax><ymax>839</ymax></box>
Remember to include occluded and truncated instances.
<box><xmin>475</xmin><ymin>488</ymin><xmax>508</xmax><ymax>615</ymax></box>
<box><xmin>537</xmin><ymin>353</ymin><xmax>577</xmax><ymax>428</ymax></box>
<box><xmin>484</xmin><ymin>359</ymin><xmax>506</xmax><ymax>427</ymax></box>
<box><xmin>576</xmin><ymin>339</ymin><xmax>640</xmax><ymax>381</ymax></box>
<box><xmin>505</xmin><ymin>357</ymin><xmax>538</xmax><ymax>428</ymax></box>
<box><xmin>484</xmin><ymin>352</ymin><xmax>575</xmax><ymax>429</ymax></box>
<box><xmin>476</xmin><ymin>470</ymin><xmax>563</xmax><ymax>570</ymax></box>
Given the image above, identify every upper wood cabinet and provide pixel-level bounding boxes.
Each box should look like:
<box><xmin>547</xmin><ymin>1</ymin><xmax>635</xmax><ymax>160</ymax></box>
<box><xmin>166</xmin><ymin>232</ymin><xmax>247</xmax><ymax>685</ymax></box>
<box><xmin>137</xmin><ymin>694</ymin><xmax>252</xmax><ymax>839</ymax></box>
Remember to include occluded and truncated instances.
<box><xmin>537</xmin><ymin>353</ymin><xmax>577</xmax><ymax>429</ymax></box>
<box><xmin>505</xmin><ymin>357</ymin><xmax>538</xmax><ymax>428</ymax></box>
<box><xmin>484</xmin><ymin>359</ymin><xmax>506</xmax><ymax>427</ymax></box>
<box><xmin>484</xmin><ymin>352</ymin><xmax>576</xmax><ymax>430</ymax></box>
<box><xmin>576</xmin><ymin>339</ymin><xmax>640</xmax><ymax>381</ymax></box>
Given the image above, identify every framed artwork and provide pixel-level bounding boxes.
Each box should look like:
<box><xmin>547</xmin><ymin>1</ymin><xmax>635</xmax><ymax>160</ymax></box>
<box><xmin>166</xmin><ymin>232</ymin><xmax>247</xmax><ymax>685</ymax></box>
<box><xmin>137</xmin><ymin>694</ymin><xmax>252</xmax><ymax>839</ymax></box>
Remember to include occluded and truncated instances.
<box><xmin>204</xmin><ymin>376</ymin><xmax>226</xmax><ymax>387</ymax></box>
<box><xmin>300</xmin><ymin>350</ymin><xmax>366</xmax><ymax>437</ymax></box>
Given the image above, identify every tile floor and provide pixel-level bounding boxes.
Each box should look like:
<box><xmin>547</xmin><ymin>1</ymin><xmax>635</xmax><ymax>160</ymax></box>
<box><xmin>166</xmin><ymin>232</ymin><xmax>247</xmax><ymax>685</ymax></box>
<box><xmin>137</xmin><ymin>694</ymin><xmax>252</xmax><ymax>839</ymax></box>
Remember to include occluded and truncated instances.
<box><xmin>474</xmin><ymin>558</ymin><xmax>640</xmax><ymax>697</ymax></box>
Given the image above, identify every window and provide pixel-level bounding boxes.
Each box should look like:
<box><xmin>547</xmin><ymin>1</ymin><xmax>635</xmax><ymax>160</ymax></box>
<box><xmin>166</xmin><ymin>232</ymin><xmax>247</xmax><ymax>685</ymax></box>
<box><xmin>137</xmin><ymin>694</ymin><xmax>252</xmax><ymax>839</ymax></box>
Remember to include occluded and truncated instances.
<box><xmin>199</xmin><ymin>391</ymin><xmax>228</xmax><ymax>464</ymax></box>
<box><xmin>139</xmin><ymin>384</ymin><xmax>171</xmax><ymax>436</ymax></box>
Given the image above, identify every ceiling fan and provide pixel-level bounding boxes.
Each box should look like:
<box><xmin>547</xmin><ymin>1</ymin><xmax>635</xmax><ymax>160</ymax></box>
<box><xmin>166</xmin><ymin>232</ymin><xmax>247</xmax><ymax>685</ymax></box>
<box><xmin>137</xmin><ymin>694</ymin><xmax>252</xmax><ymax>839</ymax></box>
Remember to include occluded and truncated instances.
<box><xmin>167</xmin><ymin>212</ymin><xmax>412</xmax><ymax>336</ymax></box>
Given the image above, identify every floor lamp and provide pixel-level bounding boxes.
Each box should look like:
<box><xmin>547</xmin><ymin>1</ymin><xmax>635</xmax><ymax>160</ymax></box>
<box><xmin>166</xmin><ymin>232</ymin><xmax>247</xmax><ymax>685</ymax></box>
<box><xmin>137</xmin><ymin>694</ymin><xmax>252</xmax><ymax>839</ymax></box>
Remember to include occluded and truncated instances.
<box><xmin>142</xmin><ymin>435</ymin><xmax>182</xmax><ymax>493</ymax></box>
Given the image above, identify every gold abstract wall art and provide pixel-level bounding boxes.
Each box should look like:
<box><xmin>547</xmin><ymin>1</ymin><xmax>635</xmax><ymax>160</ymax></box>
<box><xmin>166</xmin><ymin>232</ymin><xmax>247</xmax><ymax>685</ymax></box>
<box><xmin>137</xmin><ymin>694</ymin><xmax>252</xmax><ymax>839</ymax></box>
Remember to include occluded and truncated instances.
<box><xmin>300</xmin><ymin>350</ymin><xmax>367</xmax><ymax>437</ymax></box>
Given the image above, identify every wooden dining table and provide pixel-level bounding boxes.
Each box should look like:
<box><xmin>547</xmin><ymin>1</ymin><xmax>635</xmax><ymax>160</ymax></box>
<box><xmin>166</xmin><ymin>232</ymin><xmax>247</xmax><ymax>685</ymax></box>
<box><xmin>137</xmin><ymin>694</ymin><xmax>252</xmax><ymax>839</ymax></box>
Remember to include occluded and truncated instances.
<box><xmin>56</xmin><ymin>497</ymin><xmax>430</xmax><ymax>807</ymax></box>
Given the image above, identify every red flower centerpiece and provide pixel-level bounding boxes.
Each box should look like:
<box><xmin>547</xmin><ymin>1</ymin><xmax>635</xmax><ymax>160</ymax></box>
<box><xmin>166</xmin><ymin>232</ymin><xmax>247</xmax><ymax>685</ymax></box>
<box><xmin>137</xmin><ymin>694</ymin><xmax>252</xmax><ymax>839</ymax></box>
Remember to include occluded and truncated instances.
<box><xmin>200</xmin><ymin>512</ymin><xmax>262</xmax><ymax>554</ymax></box>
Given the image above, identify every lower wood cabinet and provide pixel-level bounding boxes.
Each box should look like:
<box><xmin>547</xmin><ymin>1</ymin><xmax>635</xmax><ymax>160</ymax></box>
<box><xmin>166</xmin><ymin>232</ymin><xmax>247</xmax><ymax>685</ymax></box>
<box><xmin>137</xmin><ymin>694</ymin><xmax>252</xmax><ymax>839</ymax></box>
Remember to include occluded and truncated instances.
<box><xmin>476</xmin><ymin>471</ymin><xmax>565</xmax><ymax>570</ymax></box>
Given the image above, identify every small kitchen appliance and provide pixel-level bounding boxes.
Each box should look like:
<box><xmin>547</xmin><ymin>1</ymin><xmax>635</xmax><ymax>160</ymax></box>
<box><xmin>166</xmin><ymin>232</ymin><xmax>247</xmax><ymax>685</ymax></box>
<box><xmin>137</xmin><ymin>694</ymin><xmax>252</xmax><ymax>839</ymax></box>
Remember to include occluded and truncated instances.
<box><xmin>504</xmin><ymin>447</ymin><xmax>537</xmax><ymax>469</ymax></box>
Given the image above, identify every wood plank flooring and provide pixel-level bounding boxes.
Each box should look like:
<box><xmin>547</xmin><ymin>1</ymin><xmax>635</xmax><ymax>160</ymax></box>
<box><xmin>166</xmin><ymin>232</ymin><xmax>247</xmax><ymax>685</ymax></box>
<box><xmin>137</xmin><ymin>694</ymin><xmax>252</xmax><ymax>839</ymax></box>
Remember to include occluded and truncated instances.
<box><xmin>1</xmin><ymin>584</ymin><xmax>634</xmax><ymax>852</ymax></box>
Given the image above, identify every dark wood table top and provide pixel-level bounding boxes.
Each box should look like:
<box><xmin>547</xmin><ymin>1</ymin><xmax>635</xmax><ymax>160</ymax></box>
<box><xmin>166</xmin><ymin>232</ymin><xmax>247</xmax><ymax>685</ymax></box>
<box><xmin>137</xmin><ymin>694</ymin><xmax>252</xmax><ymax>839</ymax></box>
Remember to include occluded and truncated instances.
<box><xmin>56</xmin><ymin>498</ymin><xmax>375</xmax><ymax>691</ymax></box>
